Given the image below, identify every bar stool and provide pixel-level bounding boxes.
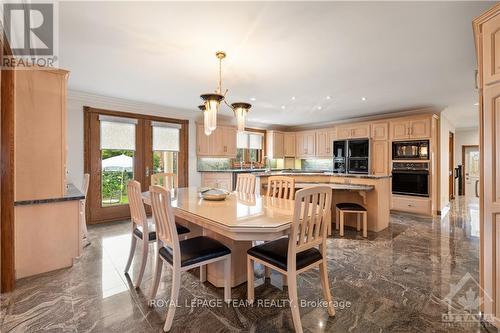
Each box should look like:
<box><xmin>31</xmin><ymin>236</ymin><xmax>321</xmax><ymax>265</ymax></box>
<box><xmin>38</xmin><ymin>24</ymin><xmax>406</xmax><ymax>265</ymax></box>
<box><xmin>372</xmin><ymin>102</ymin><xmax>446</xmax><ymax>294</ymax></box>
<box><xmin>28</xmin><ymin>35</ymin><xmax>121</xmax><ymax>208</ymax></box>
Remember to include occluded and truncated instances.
<box><xmin>335</xmin><ymin>203</ymin><xmax>367</xmax><ymax>238</ymax></box>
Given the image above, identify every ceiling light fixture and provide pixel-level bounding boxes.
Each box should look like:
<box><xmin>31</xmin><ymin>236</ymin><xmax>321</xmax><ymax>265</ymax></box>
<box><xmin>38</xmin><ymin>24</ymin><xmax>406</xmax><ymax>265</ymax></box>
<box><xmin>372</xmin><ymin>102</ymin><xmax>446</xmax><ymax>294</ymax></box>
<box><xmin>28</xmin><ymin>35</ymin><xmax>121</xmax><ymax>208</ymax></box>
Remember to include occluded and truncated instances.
<box><xmin>317</xmin><ymin>106</ymin><xmax>322</xmax><ymax>110</ymax></box>
<box><xmin>200</xmin><ymin>51</ymin><xmax>251</xmax><ymax>134</ymax></box>
<box><xmin>250</xmin><ymin>97</ymin><xmax>256</xmax><ymax>101</ymax></box>
<box><xmin>291</xmin><ymin>96</ymin><xmax>296</xmax><ymax>100</ymax></box>
<box><xmin>281</xmin><ymin>105</ymin><xmax>286</xmax><ymax>110</ymax></box>
<box><xmin>326</xmin><ymin>96</ymin><xmax>331</xmax><ymax>100</ymax></box>
<box><xmin>361</xmin><ymin>97</ymin><xmax>367</xmax><ymax>101</ymax></box>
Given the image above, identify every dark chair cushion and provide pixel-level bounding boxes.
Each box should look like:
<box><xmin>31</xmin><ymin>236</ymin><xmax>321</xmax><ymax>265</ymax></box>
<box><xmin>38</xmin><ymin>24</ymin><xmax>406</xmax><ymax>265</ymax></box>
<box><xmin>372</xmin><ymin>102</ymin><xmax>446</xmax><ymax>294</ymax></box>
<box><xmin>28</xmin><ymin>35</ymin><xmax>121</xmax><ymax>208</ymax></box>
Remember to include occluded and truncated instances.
<box><xmin>159</xmin><ymin>236</ymin><xmax>230</xmax><ymax>267</ymax></box>
<box><xmin>247</xmin><ymin>237</ymin><xmax>322</xmax><ymax>271</ymax></box>
<box><xmin>134</xmin><ymin>223</ymin><xmax>190</xmax><ymax>241</ymax></box>
<box><xmin>336</xmin><ymin>203</ymin><xmax>366</xmax><ymax>211</ymax></box>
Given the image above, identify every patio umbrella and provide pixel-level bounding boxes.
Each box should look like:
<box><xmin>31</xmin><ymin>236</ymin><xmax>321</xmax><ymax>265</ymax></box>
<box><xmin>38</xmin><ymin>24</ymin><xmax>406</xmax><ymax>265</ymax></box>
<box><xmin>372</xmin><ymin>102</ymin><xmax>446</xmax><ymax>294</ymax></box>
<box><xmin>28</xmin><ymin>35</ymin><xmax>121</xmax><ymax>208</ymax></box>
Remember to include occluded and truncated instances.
<box><xmin>101</xmin><ymin>154</ymin><xmax>133</xmax><ymax>202</ymax></box>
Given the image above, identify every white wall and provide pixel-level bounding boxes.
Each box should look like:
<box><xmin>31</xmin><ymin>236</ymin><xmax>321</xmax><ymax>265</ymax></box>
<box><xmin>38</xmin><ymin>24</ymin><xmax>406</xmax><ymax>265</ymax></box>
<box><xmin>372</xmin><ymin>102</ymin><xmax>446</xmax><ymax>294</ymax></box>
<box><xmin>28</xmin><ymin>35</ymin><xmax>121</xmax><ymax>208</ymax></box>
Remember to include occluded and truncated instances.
<box><xmin>439</xmin><ymin>111</ymin><xmax>456</xmax><ymax>210</ymax></box>
<box><xmin>454</xmin><ymin>128</ymin><xmax>479</xmax><ymax>168</ymax></box>
<box><xmin>66</xmin><ymin>90</ymin><xmax>202</xmax><ymax>190</ymax></box>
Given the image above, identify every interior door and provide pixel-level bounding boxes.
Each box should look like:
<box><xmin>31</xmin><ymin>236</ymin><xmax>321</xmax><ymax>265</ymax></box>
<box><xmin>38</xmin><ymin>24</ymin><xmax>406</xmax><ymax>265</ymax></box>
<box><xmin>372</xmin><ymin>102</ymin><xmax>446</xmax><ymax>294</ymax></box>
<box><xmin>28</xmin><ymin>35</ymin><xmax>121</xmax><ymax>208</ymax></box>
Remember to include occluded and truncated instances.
<box><xmin>464</xmin><ymin>146</ymin><xmax>480</xmax><ymax>198</ymax></box>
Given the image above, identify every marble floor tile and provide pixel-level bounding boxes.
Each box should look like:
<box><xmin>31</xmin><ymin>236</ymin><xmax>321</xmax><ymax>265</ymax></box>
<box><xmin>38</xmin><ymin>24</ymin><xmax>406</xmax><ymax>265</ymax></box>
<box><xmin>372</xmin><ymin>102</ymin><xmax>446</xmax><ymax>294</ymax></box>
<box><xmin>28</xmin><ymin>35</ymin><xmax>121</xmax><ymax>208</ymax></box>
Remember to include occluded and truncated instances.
<box><xmin>1</xmin><ymin>197</ymin><xmax>498</xmax><ymax>332</ymax></box>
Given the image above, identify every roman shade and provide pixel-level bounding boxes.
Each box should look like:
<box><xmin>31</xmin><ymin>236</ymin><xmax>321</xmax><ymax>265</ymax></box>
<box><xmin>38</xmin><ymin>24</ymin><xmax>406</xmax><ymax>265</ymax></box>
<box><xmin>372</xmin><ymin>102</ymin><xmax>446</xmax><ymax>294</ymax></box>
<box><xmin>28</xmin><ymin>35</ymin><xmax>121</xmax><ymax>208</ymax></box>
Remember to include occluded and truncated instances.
<box><xmin>99</xmin><ymin>115</ymin><xmax>137</xmax><ymax>150</ymax></box>
<box><xmin>152</xmin><ymin>121</ymin><xmax>181</xmax><ymax>152</ymax></box>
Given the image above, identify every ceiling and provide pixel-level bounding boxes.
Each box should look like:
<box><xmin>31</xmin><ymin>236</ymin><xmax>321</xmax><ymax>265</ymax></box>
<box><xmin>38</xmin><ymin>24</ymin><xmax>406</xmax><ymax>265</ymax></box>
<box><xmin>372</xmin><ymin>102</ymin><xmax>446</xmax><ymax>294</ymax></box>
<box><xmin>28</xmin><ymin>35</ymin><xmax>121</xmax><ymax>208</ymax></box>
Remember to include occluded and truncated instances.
<box><xmin>59</xmin><ymin>1</ymin><xmax>493</xmax><ymax>129</ymax></box>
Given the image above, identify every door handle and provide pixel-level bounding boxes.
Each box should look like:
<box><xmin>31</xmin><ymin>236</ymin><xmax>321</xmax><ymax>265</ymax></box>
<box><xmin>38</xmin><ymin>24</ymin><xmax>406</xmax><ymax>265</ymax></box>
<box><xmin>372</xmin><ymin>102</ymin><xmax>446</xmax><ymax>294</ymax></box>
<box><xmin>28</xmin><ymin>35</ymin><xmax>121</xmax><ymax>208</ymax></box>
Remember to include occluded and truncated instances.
<box><xmin>475</xmin><ymin>180</ymin><xmax>479</xmax><ymax>198</ymax></box>
<box><xmin>145</xmin><ymin>166</ymin><xmax>150</xmax><ymax>177</ymax></box>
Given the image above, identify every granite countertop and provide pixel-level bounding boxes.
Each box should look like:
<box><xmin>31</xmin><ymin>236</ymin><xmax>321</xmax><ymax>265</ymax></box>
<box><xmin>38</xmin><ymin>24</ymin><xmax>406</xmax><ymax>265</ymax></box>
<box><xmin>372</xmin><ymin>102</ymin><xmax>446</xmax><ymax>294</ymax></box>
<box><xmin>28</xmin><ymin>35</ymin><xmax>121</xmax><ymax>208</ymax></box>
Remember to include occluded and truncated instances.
<box><xmin>14</xmin><ymin>183</ymin><xmax>85</xmax><ymax>206</ymax></box>
<box><xmin>294</xmin><ymin>182</ymin><xmax>375</xmax><ymax>191</ymax></box>
<box><xmin>198</xmin><ymin>168</ymin><xmax>270</xmax><ymax>173</ymax></box>
<box><xmin>253</xmin><ymin>171</ymin><xmax>391</xmax><ymax>179</ymax></box>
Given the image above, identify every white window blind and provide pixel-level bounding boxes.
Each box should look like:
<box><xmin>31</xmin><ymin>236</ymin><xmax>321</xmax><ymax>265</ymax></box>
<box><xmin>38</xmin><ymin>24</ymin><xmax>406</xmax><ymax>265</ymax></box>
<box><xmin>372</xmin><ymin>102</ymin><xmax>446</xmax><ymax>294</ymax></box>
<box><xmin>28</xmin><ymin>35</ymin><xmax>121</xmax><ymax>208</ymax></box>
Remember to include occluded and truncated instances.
<box><xmin>249</xmin><ymin>133</ymin><xmax>263</xmax><ymax>149</ymax></box>
<box><xmin>237</xmin><ymin>131</ymin><xmax>249</xmax><ymax>149</ymax></box>
<box><xmin>152</xmin><ymin>122</ymin><xmax>181</xmax><ymax>152</ymax></box>
<box><xmin>237</xmin><ymin>132</ymin><xmax>263</xmax><ymax>149</ymax></box>
<box><xmin>100</xmin><ymin>116</ymin><xmax>137</xmax><ymax>150</ymax></box>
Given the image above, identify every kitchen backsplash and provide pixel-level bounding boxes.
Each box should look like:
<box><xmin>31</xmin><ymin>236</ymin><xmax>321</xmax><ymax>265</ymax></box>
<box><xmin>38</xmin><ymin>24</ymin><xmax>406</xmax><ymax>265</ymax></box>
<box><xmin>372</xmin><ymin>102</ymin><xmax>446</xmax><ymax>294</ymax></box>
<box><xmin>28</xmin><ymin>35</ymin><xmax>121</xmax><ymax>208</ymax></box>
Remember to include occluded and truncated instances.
<box><xmin>197</xmin><ymin>158</ymin><xmax>231</xmax><ymax>171</ymax></box>
<box><xmin>302</xmin><ymin>159</ymin><xmax>333</xmax><ymax>171</ymax></box>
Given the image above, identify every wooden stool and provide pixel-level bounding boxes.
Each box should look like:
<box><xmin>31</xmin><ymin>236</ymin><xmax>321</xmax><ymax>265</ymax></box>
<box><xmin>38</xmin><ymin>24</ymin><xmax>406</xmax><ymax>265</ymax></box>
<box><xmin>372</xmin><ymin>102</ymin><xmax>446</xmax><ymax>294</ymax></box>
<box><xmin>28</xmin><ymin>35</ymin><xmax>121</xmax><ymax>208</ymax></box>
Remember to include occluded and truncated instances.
<box><xmin>335</xmin><ymin>203</ymin><xmax>367</xmax><ymax>238</ymax></box>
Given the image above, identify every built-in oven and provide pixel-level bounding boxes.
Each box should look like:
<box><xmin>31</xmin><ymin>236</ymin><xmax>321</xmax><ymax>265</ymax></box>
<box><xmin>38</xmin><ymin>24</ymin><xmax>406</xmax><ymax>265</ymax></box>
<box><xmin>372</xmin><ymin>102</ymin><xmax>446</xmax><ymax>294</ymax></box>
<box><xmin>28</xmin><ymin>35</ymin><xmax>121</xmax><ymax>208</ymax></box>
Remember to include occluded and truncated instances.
<box><xmin>392</xmin><ymin>162</ymin><xmax>429</xmax><ymax>197</ymax></box>
<box><xmin>392</xmin><ymin>140</ymin><xmax>429</xmax><ymax>160</ymax></box>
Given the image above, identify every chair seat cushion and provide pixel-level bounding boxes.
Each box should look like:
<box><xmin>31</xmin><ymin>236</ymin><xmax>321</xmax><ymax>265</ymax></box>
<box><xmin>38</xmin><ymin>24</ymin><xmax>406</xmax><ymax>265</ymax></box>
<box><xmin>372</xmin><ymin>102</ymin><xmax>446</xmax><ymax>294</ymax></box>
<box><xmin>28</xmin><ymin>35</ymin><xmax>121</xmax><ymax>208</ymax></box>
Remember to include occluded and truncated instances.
<box><xmin>336</xmin><ymin>203</ymin><xmax>366</xmax><ymax>211</ymax></box>
<box><xmin>134</xmin><ymin>223</ymin><xmax>190</xmax><ymax>241</ymax></box>
<box><xmin>159</xmin><ymin>236</ymin><xmax>230</xmax><ymax>267</ymax></box>
<box><xmin>247</xmin><ymin>237</ymin><xmax>322</xmax><ymax>271</ymax></box>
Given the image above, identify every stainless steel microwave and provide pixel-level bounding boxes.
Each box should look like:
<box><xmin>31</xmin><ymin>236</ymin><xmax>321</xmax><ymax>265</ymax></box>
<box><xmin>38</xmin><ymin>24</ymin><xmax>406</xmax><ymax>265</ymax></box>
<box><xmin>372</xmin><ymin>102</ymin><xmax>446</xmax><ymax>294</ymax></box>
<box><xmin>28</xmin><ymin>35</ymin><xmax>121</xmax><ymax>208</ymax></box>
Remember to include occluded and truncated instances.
<box><xmin>392</xmin><ymin>140</ymin><xmax>429</xmax><ymax>160</ymax></box>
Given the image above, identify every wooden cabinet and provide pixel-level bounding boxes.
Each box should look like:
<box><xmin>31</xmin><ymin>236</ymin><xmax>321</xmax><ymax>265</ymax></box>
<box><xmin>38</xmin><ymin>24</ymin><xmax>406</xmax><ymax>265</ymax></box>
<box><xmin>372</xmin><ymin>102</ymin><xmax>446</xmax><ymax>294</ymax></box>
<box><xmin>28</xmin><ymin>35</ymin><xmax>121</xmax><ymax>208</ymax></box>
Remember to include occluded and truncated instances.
<box><xmin>474</xmin><ymin>5</ymin><xmax>500</xmax><ymax>326</ymax></box>
<box><xmin>201</xmin><ymin>172</ymin><xmax>233</xmax><ymax>191</ymax></box>
<box><xmin>284</xmin><ymin>133</ymin><xmax>296</xmax><ymax>157</ymax></box>
<box><xmin>371</xmin><ymin>122</ymin><xmax>389</xmax><ymax>140</ymax></box>
<box><xmin>316</xmin><ymin>128</ymin><xmax>336</xmax><ymax>157</ymax></box>
<box><xmin>391</xmin><ymin>195</ymin><xmax>431</xmax><ymax>215</ymax></box>
<box><xmin>196</xmin><ymin>124</ymin><xmax>237</xmax><ymax>157</ymax></box>
<box><xmin>371</xmin><ymin>141</ymin><xmax>389</xmax><ymax>175</ymax></box>
<box><xmin>266</xmin><ymin>131</ymin><xmax>285</xmax><ymax>159</ymax></box>
<box><xmin>336</xmin><ymin>123</ymin><xmax>370</xmax><ymax>139</ymax></box>
<box><xmin>15</xmin><ymin>68</ymin><xmax>69</xmax><ymax>201</ymax></box>
<box><xmin>295</xmin><ymin>131</ymin><xmax>316</xmax><ymax>158</ymax></box>
<box><xmin>390</xmin><ymin>117</ymin><xmax>431</xmax><ymax>140</ymax></box>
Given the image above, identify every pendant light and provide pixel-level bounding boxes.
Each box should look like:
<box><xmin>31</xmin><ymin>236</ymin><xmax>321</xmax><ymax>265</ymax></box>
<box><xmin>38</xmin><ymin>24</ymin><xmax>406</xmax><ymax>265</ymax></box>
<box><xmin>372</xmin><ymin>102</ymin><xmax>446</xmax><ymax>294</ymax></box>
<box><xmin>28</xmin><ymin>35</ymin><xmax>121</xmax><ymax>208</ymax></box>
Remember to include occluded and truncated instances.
<box><xmin>199</xmin><ymin>51</ymin><xmax>251</xmax><ymax>135</ymax></box>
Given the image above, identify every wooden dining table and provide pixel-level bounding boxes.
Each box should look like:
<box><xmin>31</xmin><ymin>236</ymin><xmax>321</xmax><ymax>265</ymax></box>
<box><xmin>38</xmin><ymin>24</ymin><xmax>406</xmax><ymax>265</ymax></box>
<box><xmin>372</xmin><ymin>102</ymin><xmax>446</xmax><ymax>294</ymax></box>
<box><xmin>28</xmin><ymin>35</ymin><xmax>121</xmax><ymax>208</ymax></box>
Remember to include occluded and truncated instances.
<box><xmin>142</xmin><ymin>187</ymin><xmax>295</xmax><ymax>288</ymax></box>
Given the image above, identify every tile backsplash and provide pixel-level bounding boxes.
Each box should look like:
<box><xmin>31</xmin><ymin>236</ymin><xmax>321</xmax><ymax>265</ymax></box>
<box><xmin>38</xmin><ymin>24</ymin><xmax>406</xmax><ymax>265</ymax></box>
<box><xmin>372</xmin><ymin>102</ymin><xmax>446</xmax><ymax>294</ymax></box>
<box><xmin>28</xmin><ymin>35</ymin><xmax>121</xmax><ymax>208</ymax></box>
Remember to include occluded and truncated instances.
<box><xmin>302</xmin><ymin>159</ymin><xmax>333</xmax><ymax>171</ymax></box>
<box><xmin>197</xmin><ymin>158</ymin><xmax>231</xmax><ymax>171</ymax></box>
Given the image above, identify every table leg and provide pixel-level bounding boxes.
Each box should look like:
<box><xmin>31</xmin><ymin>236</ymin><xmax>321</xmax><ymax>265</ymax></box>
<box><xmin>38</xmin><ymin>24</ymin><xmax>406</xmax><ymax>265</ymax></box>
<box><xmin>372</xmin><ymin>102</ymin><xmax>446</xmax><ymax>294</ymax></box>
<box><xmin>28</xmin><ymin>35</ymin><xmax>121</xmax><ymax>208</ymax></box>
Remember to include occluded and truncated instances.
<box><xmin>203</xmin><ymin>229</ymin><xmax>252</xmax><ymax>288</ymax></box>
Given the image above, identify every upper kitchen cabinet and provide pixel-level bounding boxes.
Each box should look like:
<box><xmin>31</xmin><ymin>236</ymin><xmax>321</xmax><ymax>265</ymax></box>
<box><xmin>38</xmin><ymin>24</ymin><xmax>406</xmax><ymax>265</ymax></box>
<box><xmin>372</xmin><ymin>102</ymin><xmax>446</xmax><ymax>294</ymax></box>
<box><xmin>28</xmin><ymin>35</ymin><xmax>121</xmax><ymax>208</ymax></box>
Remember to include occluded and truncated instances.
<box><xmin>390</xmin><ymin>116</ymin><xmax>431</xmax><ymax>140</ymax></box>
<box><xmin>371</xmin><ymin>140</ymin><xmax>389</xmax><ymax>175</ymax></box>
<box><xmin>267</xmin><ymin>130</ymin><xmax>285</xmax><ymax>159</ymax></box>
<box><xmin>15</xmin><ymin>68</ymin><xmax>69</xmax><ymax>201</ymax></box>
<box><xmin>295</xmin><ymin>131</ymin><xmax>316</xmax><ymax>158</ymax></box>
<box><xmin>371</xmin><ymin>122</ymin><xmax>389</xmax><ymax>140</ymax></box>
<box><xmin>336</xmin><ymin>123</ymin><xmax>370</xmax><ymax>139</ymax></box>
<box><xmin>316</xmin><ymin>128</ymin><xmax>336</xmax><ymax>157</ymax></box>
<box><xmin>284</xmin><ymin>132</ymin><xmax>296</xmax><ymax>157</ymax></box>
<box><xmin>196</xmin><ymin>124</ymin><xmax>237</xmax><ymax>157</ymax></box>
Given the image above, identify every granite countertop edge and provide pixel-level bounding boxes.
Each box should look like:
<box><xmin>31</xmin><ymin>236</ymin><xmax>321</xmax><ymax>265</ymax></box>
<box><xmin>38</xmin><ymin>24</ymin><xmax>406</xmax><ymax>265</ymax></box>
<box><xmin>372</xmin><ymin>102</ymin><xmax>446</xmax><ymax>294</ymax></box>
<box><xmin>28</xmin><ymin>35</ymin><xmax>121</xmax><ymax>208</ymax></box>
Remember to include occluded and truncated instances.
<box><xmin>14</xmin><ymin>183</ymin><xmax>85</xmax><ymax>206</ymax></box>
<box><xmin>252</xmin><ymin>172</ymin><xmax>391</xmax><ymax>179</ymax></box>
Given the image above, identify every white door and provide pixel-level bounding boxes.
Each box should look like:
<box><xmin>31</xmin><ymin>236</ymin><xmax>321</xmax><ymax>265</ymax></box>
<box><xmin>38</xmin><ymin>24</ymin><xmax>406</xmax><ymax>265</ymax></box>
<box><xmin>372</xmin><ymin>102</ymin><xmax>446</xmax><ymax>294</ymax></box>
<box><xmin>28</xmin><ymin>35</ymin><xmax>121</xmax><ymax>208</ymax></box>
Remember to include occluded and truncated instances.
<box><xmin>464</xmin><ymin>146</ymin><xmax>480</xmax><ymax>198</ymax></box>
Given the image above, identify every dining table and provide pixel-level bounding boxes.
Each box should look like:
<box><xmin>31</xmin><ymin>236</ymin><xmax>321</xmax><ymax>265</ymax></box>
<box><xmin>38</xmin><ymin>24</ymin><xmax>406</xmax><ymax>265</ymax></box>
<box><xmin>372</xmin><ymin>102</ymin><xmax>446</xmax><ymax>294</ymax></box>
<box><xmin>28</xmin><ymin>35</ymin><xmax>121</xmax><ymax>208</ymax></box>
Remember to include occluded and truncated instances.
<box><xmin>142</xmin><ymin>187</ymin><xmax>296</xmax><ymax>288</ymax></box>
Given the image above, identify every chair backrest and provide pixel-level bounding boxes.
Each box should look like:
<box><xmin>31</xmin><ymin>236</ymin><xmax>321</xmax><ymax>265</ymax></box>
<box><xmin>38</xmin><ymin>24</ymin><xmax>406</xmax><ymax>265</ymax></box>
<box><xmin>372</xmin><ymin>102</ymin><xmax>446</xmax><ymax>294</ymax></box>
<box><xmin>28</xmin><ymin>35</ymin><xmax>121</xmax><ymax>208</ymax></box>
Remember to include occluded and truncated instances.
<box><xmin>288</xmin><ymin>186</ymin><xmax>331</xmax><ymax>268</ymax></box>
<box><xmin>151</xmin><ymin>173</ymin><xmax>177</xmax><ymax>190</ymax></box>
<box><xmin>266</xmin><ymin>176</ymin><xmax>295</xmax><ymax>200</ymax></box>
<box><xmin>82</xmin><ymin>173</ymin><xmax>90</xmax><ymax>199</ymax></box>
<box><xmin>236</xmin><ymin>173</ymin><xmax>256</xmax><ymax>194</ymax></box>
<box><xmin>149</xmin><ymin>185</ymin><xmax>180</xmax><ymax>258</ymax></box>
<box><xmin>127</xmin><ymin>180</ymin><xmax>148</xmax><ymax>227</ymax></box>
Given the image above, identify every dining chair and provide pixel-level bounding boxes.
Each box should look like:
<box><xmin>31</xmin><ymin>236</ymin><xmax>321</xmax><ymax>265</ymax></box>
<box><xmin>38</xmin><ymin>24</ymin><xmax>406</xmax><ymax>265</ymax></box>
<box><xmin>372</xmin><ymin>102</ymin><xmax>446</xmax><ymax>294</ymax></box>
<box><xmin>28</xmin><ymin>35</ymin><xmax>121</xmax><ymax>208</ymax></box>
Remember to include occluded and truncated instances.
<box><xmin>267</xmin><ymin>176</ymin><xmax>295</xmax><ymax>200</ymax></box>
<box><xmin>151</xmin><ymin>172</ymin><xmax>177</xmax><ymax>190</ymax></box>
<box><xmin>247</xmin><ymin>186</ymin><xmax>335</xmax><ymax>333</ymax></box>
<box><xmin>148</xmin><ymin>185</ymin><xmax>231</xmax><ymax>332</ymax></box>
<box><xmin>80</xmin><ymin>173</ymin><xmax>90</xmax><ymax>245</ymax></box>
<box><xmin>124</xmin><ymin>180</ymin><xmax>190</xmax><ymax>288</ymax></box>
<box><xmin>235</xmin><ymin>173</ymin><xmax>256</xmax><ymax>194</ymax></box>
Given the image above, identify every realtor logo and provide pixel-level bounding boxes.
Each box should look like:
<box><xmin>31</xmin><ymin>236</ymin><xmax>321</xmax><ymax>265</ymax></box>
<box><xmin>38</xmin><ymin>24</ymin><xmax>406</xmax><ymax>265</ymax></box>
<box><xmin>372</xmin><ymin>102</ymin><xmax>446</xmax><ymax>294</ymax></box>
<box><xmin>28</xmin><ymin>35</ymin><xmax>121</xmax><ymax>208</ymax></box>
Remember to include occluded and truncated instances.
<box><xmin>3</xmin><ymin>3</ymin><xmax>53</xmax><ymax>55</ymax></box>
<box><xmin>442</xmin><ymin>272</ymin><xmax>494</xmax><ymax>328</ymax></box>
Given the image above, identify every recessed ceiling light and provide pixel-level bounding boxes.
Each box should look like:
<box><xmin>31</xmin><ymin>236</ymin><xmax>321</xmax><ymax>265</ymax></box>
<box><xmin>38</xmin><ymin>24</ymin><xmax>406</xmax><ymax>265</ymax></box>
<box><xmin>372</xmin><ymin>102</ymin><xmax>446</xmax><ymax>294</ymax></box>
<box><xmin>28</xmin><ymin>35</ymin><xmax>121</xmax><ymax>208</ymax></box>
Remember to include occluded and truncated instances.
<box><xmin>281</xmin><ymin>105</ymin><xmax>286</xmax><ymax>110</ymax></box>
<box><xmin>317</xmin><ymin>106</ymin><xmax>322</xmax><ymax>110</ymax></box>
<box><xmin>250</xmin><ymin>97</ymin><xmax>256</xmax><ymax>102</ymax></box>
<box><xmin>326</xmin><ymin>96</ymin><xmax>331</xmax><ymax>100</ymax></box>
<box><xmin>473</xmin><ymin>102</ymin><xmax>479</xmax><ymax>106</ymax></box>
<box><xmin>291</xmin><ymin>96</ymin><xmax>296</xmax><ymax>100</ymax></box>
<box><xmin>361</xmin><ymin>97</ymin><xmax>367</xmax><ymax>101</ymax></box>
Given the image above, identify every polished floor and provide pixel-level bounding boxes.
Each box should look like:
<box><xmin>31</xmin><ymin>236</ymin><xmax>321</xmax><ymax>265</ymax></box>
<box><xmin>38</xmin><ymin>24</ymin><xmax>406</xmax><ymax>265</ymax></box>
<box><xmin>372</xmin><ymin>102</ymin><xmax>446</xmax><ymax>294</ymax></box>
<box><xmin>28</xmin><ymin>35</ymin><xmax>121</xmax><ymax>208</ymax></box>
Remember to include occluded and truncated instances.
<box><xmin>1</xmin><ymin>197</ymin><xmax>497</xmax><ymax>332</ymax></box>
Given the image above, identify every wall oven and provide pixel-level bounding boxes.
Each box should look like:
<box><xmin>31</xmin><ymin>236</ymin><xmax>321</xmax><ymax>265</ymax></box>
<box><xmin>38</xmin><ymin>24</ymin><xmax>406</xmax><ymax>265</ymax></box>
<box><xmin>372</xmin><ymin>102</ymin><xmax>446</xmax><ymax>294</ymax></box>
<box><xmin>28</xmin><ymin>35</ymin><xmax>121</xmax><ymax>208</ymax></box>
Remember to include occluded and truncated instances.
<box><xmin>392</xmin><ymin>162</ymin><xmax>429</xmax><ymax>197</ymax></box>
<box><xmin>392</xmin><ymin>140</ymin><xmax>429</xmax><ymax>160</ymax></box>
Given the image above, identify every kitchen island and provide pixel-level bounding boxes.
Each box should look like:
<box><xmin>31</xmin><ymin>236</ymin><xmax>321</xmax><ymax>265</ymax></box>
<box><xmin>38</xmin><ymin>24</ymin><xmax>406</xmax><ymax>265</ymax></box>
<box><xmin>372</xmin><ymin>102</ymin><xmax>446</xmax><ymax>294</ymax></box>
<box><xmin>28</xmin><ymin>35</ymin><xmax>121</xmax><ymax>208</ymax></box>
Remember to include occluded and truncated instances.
<box><xmin>254</xmin><ymin>172</ymin><xmax>391</xmax><ymax>232</ymax></box>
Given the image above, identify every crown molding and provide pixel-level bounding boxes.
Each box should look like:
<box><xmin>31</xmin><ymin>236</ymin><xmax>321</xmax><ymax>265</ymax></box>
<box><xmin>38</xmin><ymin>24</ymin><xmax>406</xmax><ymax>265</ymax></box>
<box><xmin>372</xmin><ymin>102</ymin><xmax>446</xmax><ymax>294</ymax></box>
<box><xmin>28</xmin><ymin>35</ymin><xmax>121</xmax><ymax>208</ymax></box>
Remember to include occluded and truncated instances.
<box><xmin>285</xmin><ymin>106</ymin><xmax>443</xmax><ymax>131</ymax></box>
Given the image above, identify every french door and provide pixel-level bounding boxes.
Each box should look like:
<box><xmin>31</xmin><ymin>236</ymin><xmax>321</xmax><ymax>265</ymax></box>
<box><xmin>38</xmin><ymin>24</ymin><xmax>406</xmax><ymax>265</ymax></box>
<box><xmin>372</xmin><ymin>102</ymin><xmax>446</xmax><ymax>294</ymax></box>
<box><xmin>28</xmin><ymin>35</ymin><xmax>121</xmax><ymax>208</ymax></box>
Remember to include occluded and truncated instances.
<box><xmin>84</xmin><ymin>107</ymin><xmax>189</xmax><ymax>224</ymax></box>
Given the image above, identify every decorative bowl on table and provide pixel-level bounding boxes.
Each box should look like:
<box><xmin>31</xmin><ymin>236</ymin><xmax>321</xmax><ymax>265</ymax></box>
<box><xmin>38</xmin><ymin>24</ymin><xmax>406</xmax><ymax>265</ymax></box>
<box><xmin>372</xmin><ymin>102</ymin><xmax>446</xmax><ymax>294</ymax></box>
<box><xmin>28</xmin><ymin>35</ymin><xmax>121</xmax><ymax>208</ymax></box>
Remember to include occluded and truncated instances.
<box><xmin>199</xmin><ymin>188</ymin><xmax>230</xmax><ymax>201</ymax></box>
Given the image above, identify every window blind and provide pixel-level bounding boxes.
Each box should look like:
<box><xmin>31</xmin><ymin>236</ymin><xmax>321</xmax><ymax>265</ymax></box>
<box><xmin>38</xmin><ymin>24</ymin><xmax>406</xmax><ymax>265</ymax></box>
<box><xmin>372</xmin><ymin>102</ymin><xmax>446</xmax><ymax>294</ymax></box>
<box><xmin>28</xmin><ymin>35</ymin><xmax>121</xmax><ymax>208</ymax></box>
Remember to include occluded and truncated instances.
<box><xmin>100</xmin><ymin>116</ymin><xmax>137</xmax><ymax>150</ymax></box>
<box><xmin>152</xmin><ymin>122</ymin><xmax>180</xmax><ymax>151</ymax></box>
